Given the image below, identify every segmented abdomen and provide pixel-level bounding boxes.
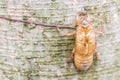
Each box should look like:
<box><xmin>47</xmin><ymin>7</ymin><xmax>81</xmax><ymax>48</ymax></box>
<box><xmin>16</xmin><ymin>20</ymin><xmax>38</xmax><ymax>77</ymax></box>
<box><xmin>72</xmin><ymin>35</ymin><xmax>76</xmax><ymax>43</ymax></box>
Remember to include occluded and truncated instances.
<box><xmin>74</xmin><ymin>54</ymin><xmax>93</xmax><ymax>70</ymax></box>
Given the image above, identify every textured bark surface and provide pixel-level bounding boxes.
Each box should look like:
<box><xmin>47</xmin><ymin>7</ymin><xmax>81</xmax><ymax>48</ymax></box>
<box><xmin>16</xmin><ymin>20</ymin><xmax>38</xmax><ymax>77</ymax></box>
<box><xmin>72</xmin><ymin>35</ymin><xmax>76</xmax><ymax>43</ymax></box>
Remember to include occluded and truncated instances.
<box><xmin>0</xmin><ymin>0</ymin><xmax>120</xmax><ymax>80</ymax></box>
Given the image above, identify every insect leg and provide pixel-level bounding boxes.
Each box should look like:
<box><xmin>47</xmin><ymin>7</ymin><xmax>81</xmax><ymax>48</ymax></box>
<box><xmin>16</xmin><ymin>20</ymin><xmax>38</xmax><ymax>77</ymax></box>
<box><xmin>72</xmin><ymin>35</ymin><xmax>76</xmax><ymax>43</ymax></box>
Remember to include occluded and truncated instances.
<box><xmin>94</xmin><ymin>50</ymin><xmax>99</xmax><ymax>60</ymax></box>
<box><xmin>64</xmin><ymin>31</ymin><xmax>76</xmax><ymax>36</ymax></box>
<box><xmin>95</xmin><ymin>23</ymin><xmax>104</xmax><ymax>35</ymax></box>
<box><xmin>66</xmin><ymin>46</ymin><xmax>75</xmax><ymax>63</ymax></box>
<box><xmin>70</xmin><ymin>46</ymin><xmax>75</xmax><ymax>61</ymax></box>
<box><xmin>56</xmin><ymin>26</ymin><xmax>76</xmax><ymax>36</ymax></box>
<box><xmin>56</xmin><ymin>26</ymin><xmax>61</xmax><ymax>34</ymax></box>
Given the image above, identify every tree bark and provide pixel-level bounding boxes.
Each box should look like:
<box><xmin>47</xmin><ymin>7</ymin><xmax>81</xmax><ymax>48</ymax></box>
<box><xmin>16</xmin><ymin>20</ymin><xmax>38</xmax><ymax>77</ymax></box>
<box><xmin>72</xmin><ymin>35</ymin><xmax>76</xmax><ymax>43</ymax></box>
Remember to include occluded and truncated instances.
<box><xmin>0</xmin><ymin>0</ymin><xmax>120</xmax><ymax>80</ymax></box>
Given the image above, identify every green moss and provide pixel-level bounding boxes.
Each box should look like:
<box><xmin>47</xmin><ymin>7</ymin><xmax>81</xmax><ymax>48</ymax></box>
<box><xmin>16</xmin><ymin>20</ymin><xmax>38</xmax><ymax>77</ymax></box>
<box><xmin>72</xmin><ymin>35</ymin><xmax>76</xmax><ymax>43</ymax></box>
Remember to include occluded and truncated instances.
<box><xmin>22</xmin><ymin>15</ymin><xmax>35</xmax><ymax>31</ymax></box>
<box><xmin>23</xmin><ymin>15</ymin><xmax>28</xmax><ymax>28</ymax></box>
<box><xmin>23</xmin><ymin>15</ymin><xmax>28</xmax><ymax>20</ymax></box>
<box><xmin>42</xmin><ymin>17</ymin><xmax>48</xmax><ymax>23</ymax></box>
<box><xmin>117</xmin><ymin>8</ymin><xmax>120</xmax><ymax>12</ymax></box>
<box><xmin>51</xmin><ymin>0</ymin><xmax>56</xmax><ymax>2</ymax></box>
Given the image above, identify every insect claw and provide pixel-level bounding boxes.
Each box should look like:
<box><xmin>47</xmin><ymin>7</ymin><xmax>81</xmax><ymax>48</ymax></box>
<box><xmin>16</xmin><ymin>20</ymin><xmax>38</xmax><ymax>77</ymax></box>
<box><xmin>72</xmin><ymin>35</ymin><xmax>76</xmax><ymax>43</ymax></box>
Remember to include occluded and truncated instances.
<box><xmin>56</xmin><ymin>27</ymin><xmax>65</xmax><ymax>36</ymax></box>
<box><xmin>56</xmin><ymin>27</ymin><xmax>60</xmax><ymax>34</ymax></box>
<box><xmin>94</xmin><ymin>51</ymin><xmax>99</xmax><ymax>61</ymax></box>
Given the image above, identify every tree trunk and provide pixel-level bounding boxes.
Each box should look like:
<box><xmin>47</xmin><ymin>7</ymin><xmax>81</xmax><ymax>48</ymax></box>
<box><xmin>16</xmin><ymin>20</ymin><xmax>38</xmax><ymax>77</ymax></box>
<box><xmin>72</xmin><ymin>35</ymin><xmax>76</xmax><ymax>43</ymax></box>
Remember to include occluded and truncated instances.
<box><xmin>0</xmin><ymin>0</ymin><xmax>120</xmax><ymax>80</ymax></box>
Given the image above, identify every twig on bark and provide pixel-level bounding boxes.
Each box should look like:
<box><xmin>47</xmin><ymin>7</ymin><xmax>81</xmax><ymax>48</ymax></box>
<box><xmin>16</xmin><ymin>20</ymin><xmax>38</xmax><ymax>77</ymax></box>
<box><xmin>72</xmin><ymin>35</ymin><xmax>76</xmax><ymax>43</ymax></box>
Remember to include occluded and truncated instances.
<box><xmin>0</xmin><ymin>16</ymin><xmax>75</xmax><ymax>29</ymax></box>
